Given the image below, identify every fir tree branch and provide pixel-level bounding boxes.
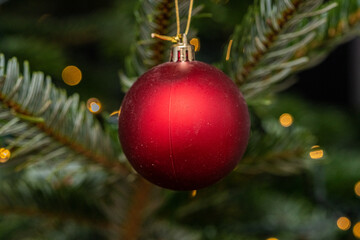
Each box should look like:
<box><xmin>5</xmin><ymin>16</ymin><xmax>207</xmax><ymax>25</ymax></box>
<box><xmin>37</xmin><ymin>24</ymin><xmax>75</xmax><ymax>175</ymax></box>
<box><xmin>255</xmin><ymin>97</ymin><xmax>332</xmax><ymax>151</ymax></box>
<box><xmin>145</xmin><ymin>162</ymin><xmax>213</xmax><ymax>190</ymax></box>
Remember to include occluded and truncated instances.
<box><xmin>238</xmin><ymin>113</ymin><xmax>317</xmax><ymax>176</ymax></box>
<box><xmin>295</xmin><ymin>0</ymin><xmax>360</xmax><ymax>70</ymax></box>
<box><xmin>0</xmin><ymin>177</ymin><xmax>118</xmax><ymax>232</ymax></box>
<box><xmin>225</xmin><ymin>0</ymin><xmax>338</xmax><ymax>99</ymax></box>
<box><xmin>140</xmin><ymin>220</ymin><xmax>201</xmax><ymax>240</ymax></box>
<box><xmin>0</xmin><ymin>206</ymin><xmax>112</xmax><ymax>230</ymax></box>
<box><xmin>236</xmin><ymin>0</ymin><xmax>303</xmax><ymax>84</ymax></box>
<box><xmin>0</xmin><ymin>55</ymin><xmax>127</xmax><ymax>173</ymax></box>
<box><xmin>142</xmin><ymin>0</ymin><xmax>174</xmax><ymax>68</ymax></box>
<box><xmin>238</xmin><ymin>148</ymin><xmax>307</xmax><ymax>175</ymax></box>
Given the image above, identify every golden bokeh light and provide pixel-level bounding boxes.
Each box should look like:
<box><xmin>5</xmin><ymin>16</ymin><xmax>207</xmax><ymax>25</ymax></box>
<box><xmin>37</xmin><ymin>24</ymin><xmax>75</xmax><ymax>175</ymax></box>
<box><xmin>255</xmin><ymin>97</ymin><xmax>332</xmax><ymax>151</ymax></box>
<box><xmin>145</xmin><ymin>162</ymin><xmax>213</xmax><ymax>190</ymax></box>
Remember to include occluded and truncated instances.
<box><xmin>337</xmin><ymin>217</ymin><xmax>351</xmax><ymax>231</ymax></box>
<box><xmin>90</xmin><ymin>102</ymin><xmax>100</xmax><ymax>112</ymax></box>
<box><xmin>355</xmin><ymin>181</ymin><xmax>360</xmax><ymax>197</ymax></box>
<box><xmin>279</xmin><ymin>113</ymin><xmax>293</xmax><ymax>127</ymax></box>
<box><xmin>309</xmin><ymin>145</ymin><xmax>324</xmax><ymax>159</ymax></box>
<box><xmin>191</xmin><ymin>190</ymin><xmax>197</xmax><ymax>198</ymax></box>
<box><xmin>87</xmin><ymin>98</ymin><xmax>102</xmax><ymax>114</ymax></box>
<box><xmin>62</xmin><ymin>66</ymin><xmax>82</xmax><ymax>86</ymax></box>
<box><xmin>266</xmin><ymin>238</ymin><xmax>279</xmax><ymax>240</ymax></box>
<box><xmin>353</xmin><ymin>222</ymin><xmax>360</xmax><ymax>238</ymax></box>
<box><xmin>0</xmin><ymin>148</ymin><xmax>11</xmax><ymax>163</ymax></box>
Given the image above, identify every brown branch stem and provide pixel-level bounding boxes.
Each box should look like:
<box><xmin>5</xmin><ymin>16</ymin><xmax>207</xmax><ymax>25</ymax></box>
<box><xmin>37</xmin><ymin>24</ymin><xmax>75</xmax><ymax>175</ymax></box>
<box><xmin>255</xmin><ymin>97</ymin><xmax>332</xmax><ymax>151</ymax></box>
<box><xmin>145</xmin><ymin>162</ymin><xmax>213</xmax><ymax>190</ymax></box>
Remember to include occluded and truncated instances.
<box><xmin>150</xmin><ymin>0</ymin><xmax>174</xmax><ymax>67</ymax></box>
<box><xmin>121</xmin><ymin>177</ymin><xmax>153</xmax><ymax>240</ymax></box>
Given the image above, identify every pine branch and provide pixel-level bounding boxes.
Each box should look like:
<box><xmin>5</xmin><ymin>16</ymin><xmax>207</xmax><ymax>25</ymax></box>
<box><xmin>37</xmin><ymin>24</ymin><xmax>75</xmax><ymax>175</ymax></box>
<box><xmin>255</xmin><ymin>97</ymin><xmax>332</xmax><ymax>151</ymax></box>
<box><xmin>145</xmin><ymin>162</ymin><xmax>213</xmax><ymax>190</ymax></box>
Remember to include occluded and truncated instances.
<box><xmin>220</xmin><ymin>0</ymin><xmax>360</xmax><ymax>175</ymax></box>
<box><xmin>0</xmin><ymin>206</ymin><xmax>111</xmax><ymax>230</ymax></box>
<box><xmin>140</xmin><ymin>220</ymin><xmax>201</xmax><ymax>240</ymax></box>
<box><xmin>295</xmin><ymin>0</ymin><xmax>360</xmax><ymax>70</ymax></box>
<box><xmin>0</xmin><ymin>178</ymin><xmax>114</xmax><ymax>232</ymax></box>
<box><xmin>225</xmin><ymin>0</ymin><xmax>337</xmax><ymax>98</ymax></box>
<box><xmin>0</xmin><ymin>55</ymin><xmax>127</xmax><ymax>173</ymax></box>
<box><xmin>0</xmin><ymin>166</ymin><xmax>140</xmax><ymax>239</ymax></box>
<box><xmin>120</xmin><ymin>0</ymin><xmax>203</xmax><ymax>91</ymax></box>
<box><xmin>238</xmin><ymin>111</ymin><xmax>317</xmax><ymax>176</ymax></box>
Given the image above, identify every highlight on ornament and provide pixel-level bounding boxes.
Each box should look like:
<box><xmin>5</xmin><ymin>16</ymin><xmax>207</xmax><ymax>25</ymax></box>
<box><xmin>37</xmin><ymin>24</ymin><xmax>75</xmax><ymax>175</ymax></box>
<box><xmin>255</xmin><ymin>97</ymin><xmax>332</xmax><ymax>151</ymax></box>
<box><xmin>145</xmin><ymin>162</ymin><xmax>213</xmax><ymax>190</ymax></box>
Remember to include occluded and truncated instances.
<box><xmin>309</xmin><ymin>145</ymin><xmax>324</xmax><ymax>159</ymax></box>
<box><xmin>87</xmin><ymin>98</ymin><xmax>102</xmax><ymax>114</ymax></box>
<box><xmin>62</xmin><ymin>65</ymin><xmax>82</xmax><ymax>86</ymax></box>
<box><xmin>279</xmin><ymin>113</ymin><xmax>293</xmax><ymax>127</ymax></box>
<box><xmin>354</xmin><ymin>181</ymin><xmax>360</xmax><ymax>197</ymax></box>
<box><xmin>337</xmin><ymin>216</ymin><xmax>351</xmax><ymax>231</ymax></box>
<box><xmin>0</xmin><ymin>148</ymin><xmax>11</xmax><ymax>163</ymax></box>
<box><xmin>353</xmin><ymin>222</ymin><xmax>360</xmax><ymax>238</ymax></box>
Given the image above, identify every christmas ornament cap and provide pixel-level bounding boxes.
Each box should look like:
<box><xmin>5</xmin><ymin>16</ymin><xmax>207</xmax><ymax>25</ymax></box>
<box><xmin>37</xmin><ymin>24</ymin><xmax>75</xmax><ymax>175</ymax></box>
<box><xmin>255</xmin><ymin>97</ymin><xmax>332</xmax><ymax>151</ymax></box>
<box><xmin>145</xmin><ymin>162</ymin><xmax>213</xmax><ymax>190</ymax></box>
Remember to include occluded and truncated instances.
<box><xmin>170</xmin><ymin>34</ymin><xmax>195</xmax><ymax>62</ymax></box>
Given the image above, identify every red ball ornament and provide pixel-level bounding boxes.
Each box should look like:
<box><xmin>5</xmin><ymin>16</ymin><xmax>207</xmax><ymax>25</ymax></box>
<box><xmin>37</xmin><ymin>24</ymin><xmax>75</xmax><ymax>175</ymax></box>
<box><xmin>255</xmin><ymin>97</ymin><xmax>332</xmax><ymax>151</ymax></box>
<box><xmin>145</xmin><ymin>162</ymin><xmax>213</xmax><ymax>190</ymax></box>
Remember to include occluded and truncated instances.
<box><xmin>118</xmin><ymin>38</ymin><xmax>250</xmax><ymax>190</ymax></box>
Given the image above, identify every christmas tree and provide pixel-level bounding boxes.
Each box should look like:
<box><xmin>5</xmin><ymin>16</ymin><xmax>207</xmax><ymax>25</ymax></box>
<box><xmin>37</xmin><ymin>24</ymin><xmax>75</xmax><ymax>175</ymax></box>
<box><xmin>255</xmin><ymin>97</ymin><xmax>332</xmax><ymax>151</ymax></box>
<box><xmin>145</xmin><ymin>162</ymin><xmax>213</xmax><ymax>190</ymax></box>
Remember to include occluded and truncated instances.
<box><xmin>0</xmin><ymin>0</ymin><xmax>359</xmax><ymax>239</ymax></box>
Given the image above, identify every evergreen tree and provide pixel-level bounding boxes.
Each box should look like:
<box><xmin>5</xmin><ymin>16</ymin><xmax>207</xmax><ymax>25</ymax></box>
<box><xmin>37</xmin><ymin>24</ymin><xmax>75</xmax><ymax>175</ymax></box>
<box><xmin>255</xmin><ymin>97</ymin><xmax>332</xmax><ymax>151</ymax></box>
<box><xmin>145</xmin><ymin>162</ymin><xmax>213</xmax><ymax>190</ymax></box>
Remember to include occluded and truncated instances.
<box><xmin>0</xmin><ymin>0</ymin><xmax>359</xmax><ymax>239</ymax></box>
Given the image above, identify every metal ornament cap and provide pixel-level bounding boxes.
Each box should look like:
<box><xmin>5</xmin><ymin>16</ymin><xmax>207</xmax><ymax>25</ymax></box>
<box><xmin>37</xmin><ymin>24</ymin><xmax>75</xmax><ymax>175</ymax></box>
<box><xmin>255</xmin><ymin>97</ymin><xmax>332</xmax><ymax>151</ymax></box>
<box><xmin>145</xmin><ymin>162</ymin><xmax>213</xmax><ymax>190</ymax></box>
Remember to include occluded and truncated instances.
<box><xmin>170</xmin><ymin>35</ymin><xmax>195</xmax><ymax>62</ymax></box>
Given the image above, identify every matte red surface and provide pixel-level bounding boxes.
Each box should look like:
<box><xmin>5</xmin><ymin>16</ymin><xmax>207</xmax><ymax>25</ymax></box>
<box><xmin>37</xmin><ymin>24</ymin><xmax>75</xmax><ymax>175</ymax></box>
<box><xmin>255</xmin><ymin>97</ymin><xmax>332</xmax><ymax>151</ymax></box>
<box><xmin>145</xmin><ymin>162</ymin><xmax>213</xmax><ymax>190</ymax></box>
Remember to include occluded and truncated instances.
<box><xmin>118</xmin><ymin>61</ymin><xmax>250</xmax><ymax>190</ymax></box>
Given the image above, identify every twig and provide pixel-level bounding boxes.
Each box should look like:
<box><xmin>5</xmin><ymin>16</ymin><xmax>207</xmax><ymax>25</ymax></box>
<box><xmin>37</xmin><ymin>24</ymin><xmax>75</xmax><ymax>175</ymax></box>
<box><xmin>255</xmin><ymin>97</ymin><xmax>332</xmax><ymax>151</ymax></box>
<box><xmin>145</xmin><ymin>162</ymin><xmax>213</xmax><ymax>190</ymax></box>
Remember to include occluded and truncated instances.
<box><xmin>121</xmin><ymin>177</ymin><xmax>153</xmax><ymax>240</ymax></box>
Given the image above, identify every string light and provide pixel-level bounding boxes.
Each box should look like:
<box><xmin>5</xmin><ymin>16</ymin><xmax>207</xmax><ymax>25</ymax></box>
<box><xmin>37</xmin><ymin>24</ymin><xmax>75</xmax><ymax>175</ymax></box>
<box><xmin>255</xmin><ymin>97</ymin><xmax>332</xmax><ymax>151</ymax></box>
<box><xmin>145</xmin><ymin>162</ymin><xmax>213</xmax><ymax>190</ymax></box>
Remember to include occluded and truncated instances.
<box><xmin>337</xmin><ymin>217</ymin><xmax>351</xmax><ymax>231</ymax></box>
<box><xmin>309</xmin><ymin>145</ymin><xmax>324</xmax><ymax>159</ymax></box>
<box><xmin>353</xmin><ymin>222</ymin><xmax>360</xmax><ymax>238</ymax></box>
<box><xmin>62</xmin><ymin>66</ymin><xmax>82</xmax><ymax>86</ymax></box>
<box><xmin>226</xmin><ymin>40</ymin><xmax>233</xmax><ymax>61</ymax></box>
<box><xmin>279</xmin><ymin>113</ymin><xmax>293</xmax><ymax>127</ymax></box>
<box><xmin>191</xmin><ymin>190</ymin><xmax>197</xmax><ymax>198</ymax></box>
<box><xmin>87</xmin><ymin>98</ymin><xmax>102</xmax><ymax>114</ymax></box>
<box><xmin>0</xmin><ymin>148</ymin><xmax>11</xmax><ymax>163</ymax></box>
<box><xmin>355</xmin><ymin>181</ymin><xmax>360</xmax><ymax>197</ymax></box>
